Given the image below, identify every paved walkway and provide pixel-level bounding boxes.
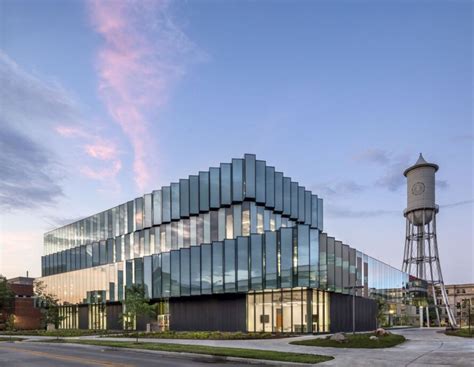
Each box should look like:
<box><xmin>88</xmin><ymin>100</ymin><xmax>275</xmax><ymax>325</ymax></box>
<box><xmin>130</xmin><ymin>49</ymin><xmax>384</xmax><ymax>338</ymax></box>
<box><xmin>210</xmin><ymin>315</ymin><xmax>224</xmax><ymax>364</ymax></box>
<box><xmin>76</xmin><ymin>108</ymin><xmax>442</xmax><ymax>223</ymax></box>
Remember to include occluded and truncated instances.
<box><xmin>11</xmin><ymin>328</ymin><xmax>474</xmax><ymax>366</ymax></box>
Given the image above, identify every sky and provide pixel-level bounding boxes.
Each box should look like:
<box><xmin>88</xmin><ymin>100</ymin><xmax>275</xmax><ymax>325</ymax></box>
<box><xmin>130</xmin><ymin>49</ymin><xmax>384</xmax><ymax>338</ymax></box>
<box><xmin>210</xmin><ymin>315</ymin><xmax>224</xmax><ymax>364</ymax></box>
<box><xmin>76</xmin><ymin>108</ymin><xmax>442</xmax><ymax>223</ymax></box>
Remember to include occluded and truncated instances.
<box><xmin>0</xmin><ymin>0</ymin><xmax>472</xmax><ymax>284</ymax></box>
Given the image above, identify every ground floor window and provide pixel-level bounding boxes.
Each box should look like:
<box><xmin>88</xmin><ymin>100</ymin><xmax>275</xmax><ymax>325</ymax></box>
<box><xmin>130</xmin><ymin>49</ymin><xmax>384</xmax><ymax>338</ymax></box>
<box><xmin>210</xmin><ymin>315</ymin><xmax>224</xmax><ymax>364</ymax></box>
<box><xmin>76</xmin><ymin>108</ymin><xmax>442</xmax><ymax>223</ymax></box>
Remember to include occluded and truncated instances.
<box><xmin>88</xmin><ymin>303</ymin><xmax>106</xmax><ymax>330</ymax></box>
<box><xmin>59</xmin><ymin>305</ymin><xmax>78</xmax><ymax>329</ymax></box>
<box><xmin>247</xmin><ymin>288</ymin><xmax>330</xmax><ymax>333</ymax></box>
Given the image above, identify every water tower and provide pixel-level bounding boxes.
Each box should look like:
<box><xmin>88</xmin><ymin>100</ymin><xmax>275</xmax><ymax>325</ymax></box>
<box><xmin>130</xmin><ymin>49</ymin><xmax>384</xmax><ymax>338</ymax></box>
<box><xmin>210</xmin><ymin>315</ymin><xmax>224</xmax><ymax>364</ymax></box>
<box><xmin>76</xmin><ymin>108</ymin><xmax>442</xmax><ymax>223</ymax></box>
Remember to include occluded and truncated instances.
<box><xmin>402</xmin><ymin>153</ymin><xmax>457</xmax><ymax>328</ymax></box>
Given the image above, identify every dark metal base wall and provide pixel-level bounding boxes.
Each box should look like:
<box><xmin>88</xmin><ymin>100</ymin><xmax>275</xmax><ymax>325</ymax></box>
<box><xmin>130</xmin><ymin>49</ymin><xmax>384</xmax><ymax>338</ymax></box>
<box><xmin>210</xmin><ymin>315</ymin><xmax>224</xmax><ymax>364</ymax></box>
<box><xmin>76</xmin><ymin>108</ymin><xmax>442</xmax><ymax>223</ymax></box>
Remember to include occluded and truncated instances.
<box><xmin>329</xmin><ymin>293</ymin><xmax>377</xmax><ymax>333</ymax></box>
<box><xmin>78</xmin><ymin>305</ymin><xmax>88</xmax><ymax>330</ymax></box>
<box><xmin>169</xmin><ymin>294</ymin><xmax>246</xmax><ymax>332</ymax></box>
<box><xmin>106</xmin><ymin>303</ymin><xmax>122</xmax><ymax>330</ymax></box>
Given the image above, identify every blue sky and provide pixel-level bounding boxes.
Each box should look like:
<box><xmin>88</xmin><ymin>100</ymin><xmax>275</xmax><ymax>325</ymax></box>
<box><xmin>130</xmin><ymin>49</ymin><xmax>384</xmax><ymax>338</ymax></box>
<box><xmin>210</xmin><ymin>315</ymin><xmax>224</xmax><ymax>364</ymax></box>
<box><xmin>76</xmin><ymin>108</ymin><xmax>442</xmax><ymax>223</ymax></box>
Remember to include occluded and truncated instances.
<box><xmin>0</xmin><ymin>0</ymin><xmax>472</xmax><ymax>283</ymax></box>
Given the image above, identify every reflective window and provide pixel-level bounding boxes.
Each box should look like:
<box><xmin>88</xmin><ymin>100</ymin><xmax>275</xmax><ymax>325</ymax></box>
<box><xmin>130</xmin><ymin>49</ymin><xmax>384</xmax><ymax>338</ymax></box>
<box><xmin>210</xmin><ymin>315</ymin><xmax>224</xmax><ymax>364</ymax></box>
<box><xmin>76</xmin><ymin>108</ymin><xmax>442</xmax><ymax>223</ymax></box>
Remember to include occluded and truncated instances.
<box><xmin>179</xmin><ymin>179</ymin><xmax>189</xmax><ymax>218</ymax></box>
<box><xmin>225</xmin><ymin>207</ymin><xmax>233</xmax><ymax>239</ymax></box>
<box><xmin>232</xmin><ymin>159</ymin><xmax>244</xmax><ymax>202</ymax></box>
<box><xmin>212</xmin><ymin>241</ymin><xmax>224</xmax><ymax>293</ymax></box>
<box><xmin>180</xmin><ymin>248</ymin><xmax>190</xmax><ymax>296</ymax></box>
<box><xmin>310</xmin><ymin>229</ymin><xmax>319</xmax><ymax>288</ymax></box>
<box><xmin>92</xmin><ymin>242</ymin><xmax>99</xmax><ymax>267</ymax></box>
<box><xmin>106</xmin><ymin>239</ymin><xmax>114</xmax><ymax>264</ymax></box>
<box><xmin>280</xmin><ymin>228</ymin><xmax>293</xmax><ymax>288</ymax></box>
<box><xmin>220</xmin><ymin>163</ymin><xmax>231</xmax><ymax>206</ymax></box>
<box><xmin>224</xmin><ymin>239</ymin><xmax>236</xmax><ymax>292</ymax></box>
<box><xmin>80</xmin><ymin>246</ymin><xmax>86</xmax><ymax>269</ymax></box>
<box><xmin>304</xmin><ymin>191</ymin><xmax>311</xmax><ymax>224</ymax></box>
<box><xmin>283</xmin><ymin>177</ymin><xmax>291</xmax><ymax>216</ymax></box>
<box><xmin>144</xmin><ymin>194</ymin><xmax>152</xmax><ymax>228</ymax></box>
<box><xmin>190</xmin><ymin>246</ymin><xmax>201</xmax><ymax>295</ymax></box>
<box><xmin>290</xmin><ymin>182</ymin><xmax>298</xmax><ymax>220</ymax></box>
<box><xmin>189</xmin><ymin>175</ymin><xmax>199</xmax><ymax>215</ymax></box>
<box><xmin>210</xmin><ymin>167</ymin><xmax>220</xmax><ymax>209</ymax></box>
<box><xmin>199</xmin><ymin>171</ymin><xmax>209</xmax><ymax>212</ymax></box>
<box><xmin>342</xmin><ymin>244</ymin><xmax>349</xmax><ymax>294</ymax></box>
<box><xmin>152</xmin><ymin>254</ymin><xmax>161</xmax><ymax>298</ymax></box>
<box><xmin>317</xmin><ymin>198</ymin><xmax>323</xmax><ymax>231</ymax></box>
<box><xmin>171</xmin><ymin>183</ymin><xmax>180</xmax><ymax>220</ymax></box>
<box><xmin>143</xmin><ymin>256</ymin><xmax>152</xmax><ymax>298</ymax></box>
<box><xmin>170</xmin><ymin>251</ymin><xmax>180</xmax><ymax>297</ymax></box>
<box><xmin>162</xmin><ymin>187</ymin><xmax>171</xmax><ymax>223</ymax></box>
<box><xmin>125</xmin><ymin>260</ymin><xmax>133</xmax><ymax>288</ymax></box>
<box><xmin>153</xmin><ymin>190</ymin><xmax>162</xmax><ymax>226</ymax></box>
<box><xmin>218</xmin><ymin>208</ymin><xmax>226</xmax><ymax>241</ymax></box>
<box><xmin>264</xmin><ymin>231</ymin><xmax>277</xmax><ymax>289</ymax></box>
<box><xmin>265</xmin><ymin>166</ymin><xmax>275</xmax><ymax>209</ymax></box>
<box><xmin>256</xmin><ymin>160</ymin><xmax>266</xmax><ymax>204</ymax></box>
<box><xmin>298</xmin><ymin>186</ymin><xmax>305</xmax><ymax>223</ymax></box>
<box><xmin>250</xmin><ymin>234</ymin><xmax>263</xmax><ymax>290</ymax></box>
<box><xmin>135</xmin><ymin>197</ymin><xmax>144</xmax><ymax>230</ymax></box>
<box><xmin>115</xmin><ymin>237</ymin><xmax>122</xmax><ymax>262</ymax></box>
<box><xmin>237</xmin><ymin>237</ymin><xmax>249</xmax><ymax>292</ymax></box>
<box><xmin>297</xmin><ymin>225</ymin><xmax>310</xmax><ymax>287</ymax></box>
<box><xmin>201</xmin><ymin>244</ymin><xmax>212</xmax><ymax>294</ymax></box>
<box><xmin>124</xmin><ymin>234</ymin><xmax>131</xmax><ymax>260</ymax></box>
<box><xmin>161</xmin><ymin>252</ymin><xmax>171</xmax><ymax>297</ymax></box>
<box><xmin>203</xmin><ymin>213</ymin><xmax>211</xmax><ymax>243</ymax></box>
<box><xmin>127</xmin><ymin>201</ymin><xmax>134</xmax><ymax>233</ymax></box>
<box><xmin>210</xmin><ymin>210</ymin><xmax>218</xmax><ymax>242</ymax></box>
<box><xmin>134</xmin><ymin>258</ymin><xmax>143</xmax><ymax>285</ymax></box>
<box><xmin>86</xmin><ymin>244</ymin><xmax>93</xmax><ymax>267</ymax></box>
<box><xmin>244</xmin><ymin>154</ymin><xmax>256</xmax><ymax>199</ymax></box>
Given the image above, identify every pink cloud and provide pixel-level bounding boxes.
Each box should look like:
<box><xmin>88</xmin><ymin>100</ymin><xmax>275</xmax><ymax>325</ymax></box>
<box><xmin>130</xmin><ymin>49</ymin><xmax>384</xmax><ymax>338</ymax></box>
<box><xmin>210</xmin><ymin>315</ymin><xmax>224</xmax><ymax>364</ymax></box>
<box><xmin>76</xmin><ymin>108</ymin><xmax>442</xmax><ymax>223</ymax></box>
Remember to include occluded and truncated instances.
<box><xmin>80</xmin><ymin>160</ymin><xmax>122</xmax><ymax>181</ymax></box>
<box><xmin>87</xmin><ymin>0</ymin><xmax>201</xmax><ymax>192</ymax></box>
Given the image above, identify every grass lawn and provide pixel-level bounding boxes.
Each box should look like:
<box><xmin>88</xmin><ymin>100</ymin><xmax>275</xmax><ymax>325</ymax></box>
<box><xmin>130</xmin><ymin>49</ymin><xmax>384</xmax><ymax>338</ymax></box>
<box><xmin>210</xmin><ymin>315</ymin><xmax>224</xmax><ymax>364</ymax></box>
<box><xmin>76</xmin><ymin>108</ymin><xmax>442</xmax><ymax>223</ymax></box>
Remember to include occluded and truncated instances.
<box><xmin>39</xmin><ymin>339</ymin><xmax>333</xmax><ymax>364</ymax></box>
<box><xmin>445</xmin><ymin>328</ymin><xmax>473</xmax><ymax>338</ymax></box>
<box><xmin>291</xmin><ymin>332</ymin><xmax>406</xmax><ymax>349</ymax></box>
<box><xmin>113</xmin><ymin>330</ymin><xmax>292</xmax><ymax>340</ymax></box>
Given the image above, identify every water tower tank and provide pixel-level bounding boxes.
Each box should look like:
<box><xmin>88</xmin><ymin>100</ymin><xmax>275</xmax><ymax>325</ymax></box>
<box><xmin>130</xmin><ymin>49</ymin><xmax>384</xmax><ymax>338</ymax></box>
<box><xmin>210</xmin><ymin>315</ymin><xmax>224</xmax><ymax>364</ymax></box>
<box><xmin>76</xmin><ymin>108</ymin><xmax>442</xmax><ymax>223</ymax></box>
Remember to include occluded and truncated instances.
<box><xmin>403</xmin><ymin>153</ymin><xmax>438</xmax><ymax>226</ymax></box>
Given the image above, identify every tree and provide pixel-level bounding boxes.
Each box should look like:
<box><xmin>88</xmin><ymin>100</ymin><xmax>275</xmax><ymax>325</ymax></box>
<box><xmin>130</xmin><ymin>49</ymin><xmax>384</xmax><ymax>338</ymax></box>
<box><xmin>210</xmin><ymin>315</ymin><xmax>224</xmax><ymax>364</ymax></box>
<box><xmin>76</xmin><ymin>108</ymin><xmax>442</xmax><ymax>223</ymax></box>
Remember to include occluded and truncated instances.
<box><xmin>0</xmin><ymin>275</ymin><xmax>14</xmax><ymax>331</ymax></box>
<box><xmin>34</xmin><ymin>280</ymin><xmax>65</xmax><ymax>333</ymax></box>
<box><xmin>120</xmin><ymin>284</ymin><xmax>156</xmax><ymax>343</ymax></box>
<box><xmin>376</xmin><ymin>298</ymin><xmax>388</xmax><ymax>328</ymax></box>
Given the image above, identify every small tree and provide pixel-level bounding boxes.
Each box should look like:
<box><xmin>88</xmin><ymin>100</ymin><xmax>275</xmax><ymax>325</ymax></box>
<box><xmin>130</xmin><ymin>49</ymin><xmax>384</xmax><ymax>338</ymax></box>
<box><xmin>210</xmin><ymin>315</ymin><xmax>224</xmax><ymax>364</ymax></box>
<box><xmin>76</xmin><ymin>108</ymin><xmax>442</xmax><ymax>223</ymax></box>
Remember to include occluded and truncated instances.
<box><xmin>120</xmin><ymin>284</ymin><xmax>155</xmax><ymax>343</ymax></box>
<box><xmin>0</xmin><ymin>275</ymin><xmax>15</xmax><ymax>334</ymax></box>
<box><xmin>34</xmin><ymin>280</ymin><xmax>65</xmax><ymax>335</ymax></box>
<box><xmin>376</xmin><ymin>298</ymin><xmax>388</xmax><ymax>328</ymax></box>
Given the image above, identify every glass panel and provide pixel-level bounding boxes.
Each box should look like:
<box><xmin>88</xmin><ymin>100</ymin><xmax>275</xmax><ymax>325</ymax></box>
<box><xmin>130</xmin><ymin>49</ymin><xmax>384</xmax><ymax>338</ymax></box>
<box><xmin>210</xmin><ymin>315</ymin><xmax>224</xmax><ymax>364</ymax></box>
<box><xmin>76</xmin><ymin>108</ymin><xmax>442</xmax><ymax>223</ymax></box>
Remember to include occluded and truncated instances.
<box><xmin>210</xmin><ymin>210</ymin><xmax>218</xmax><ymax>242</ymax></box>
<box><xmin>153</xmin><ymin>190</ymin><xmax>162</xmax><ymax>225</ymax></box>
<box><xmin>189</xmin><ymin>175</ymin><xmax>200</xmax><ymax>215</ymax></box>
<box><xmin>297</xmin><ymin>224</ymin><xmax>310</xmax><ymax>287</ymax></box>
<box><xmin>263</xmin><ymin>292</ymin><xmax>272</xmax><ymax>332</ymax></box>
<box><xmin>201</xmin><ymin>244</ymin><xmax>212</xmax><ymax>294</ymax></box>
<box><xmin>125</xmin><ymin>259</ymin><xmax>133</xmax><ymax>288</ymax></box>
<box><xmin>283</xmin><ymin>177</ymin><xmax>291</xmax><ymax>216</ymax></box>
<box><xmin>144</xmin><ymin>256</ymin><xmax>152</xmax><ymax>298</ymax></box>
<box><xmin>224</xmin><ymin>239</ymin><xmax>236</xmax><ymax>293</ymax></box>
<box><xmin>257</xmin><ymin>206</ymin><xmax>264</xmax><ymax>234</ymax></box>
<box><xmin>199</xmin><ymin>171</ymin><xmax>209</xmax><ymax>212</ymax></box>
<box><xmin>264</xmin><ymin>231</ymin><xmax>277</xmax><ymax>289</ymax></box>
<box><xmin>232</xmin><ymin>159</ymin><xmax>244</xmax><ymax>202</ymax></box>
<box><xmin>183</xmin><ymin>219</ymin><xmax>190</xmax><ymax>247</ymax></box>
<box><xmin>250</xmin><ymin>234</ymin><xmax>262</xmax><ymax>290</ymax></box>
<box><xmin>134</xmin><ymin>257</ymin><xmax>144</xmax><ymax>285</ymax></box>
<box><xmin>106</xmin><ymin>239</ymin><xmax>114</xmax><ymax>264</ymax></box>
<box><xmin>274</xmin><ymin>172</ymin><xmax>283</xmax><ymax>212</ymax></box>
<box><xmin>244</xmin><ymin>154</ymin><xmax>256</xmax><ymax>199</ymax></box>
<box><xmin>190</xmin><ymin>246</ymin><xmax>201</xmax><ymax>295</ymax></box>
<box><xmin>233</xmin><ymin>204</ymin><xmax>242</xmax><ymax>237</ymax></box>
<box><xmin>255</xmin><ymin>293</ymin><xmax>264</xmax><ymax>332</ymax></box>
<box><xmin>290</xmin><ymin>182</ymin><xmax>298</xmax><ymax>220</ymax></box>
<box><xmin>171</xmin><ymin>182</ymin><xmax>180</xmax><ymax>220</ymax></box>
<box><xmin>209</xmin><ymin>167</ymin><xmax>220</xmax><ymax>209</ymax></box>
<box><xmin>170</xmin><ymin>251</ymin><xmax>180</xmax><ymax>297</ymax></box>
<box><xmin>162</xmin><ymin>186</ymin><xmax>171</xmax><ymax>223</ymax></box>
<box><xmin>282</xmin><ymin>290</ymin><xmax>292</xmax><ymax>332</ymax></box>
<box><xmin>318</xmin><ymin>198</ymin><xmax>324</xmax><ymax>231</ymax></box>
<box><xmin>180</xmin><ymin>248</ymin><xmax>190</xmax><ymax>296</ymax></box>
<box><xmin>280</xmin><ymin>228</ymin><xmax>293</xmax><ymax>288</ymax></box>
<box><xmin>256</xmin><ymin>160</ymin><xmax>266</xmax><ymax>204</ymax></box>
<box><xmin>135</xmin><ymin>197</ymin><xmax>144</xmax><ymax>230</ymax></box>
<box><xmin>292</xmin><ymin>289</ymin><xmax>304</xmax><ymax>333</ymax></box>
<box><xmin>80</xmin><ymin>246</ymin><xmax>86</xmax><ymax>269</ymax></box>
<box><xmin>144</xmin><ymin>193</ymin><xmax>152</xmax><ymax>228</ymax></box>
<box><xmin>242</xmin><ymin>202</ymin><xmax>250</xmax><ymax>236</ymax></box>
<box><xmin>342</xmin><ymin>244</ymin><xmax>349</xmax><ymax>294</ymax></box>
<box><xmin>115</xmin><ymin>237</ymin><xmax>122</xmax><ymax>262</ymax></box>
<box><xmin>161</xmin><ymin>252</ymin><xmax>171</xmax><ymax>297</ymax></box>
<box><xmin>152</xmin><ymin>254</ymin><xmax>161</xmax><ymax>298</ymax></box>
<box><xmin>225</xmin><ymin>207</ymin><xmax>233</xmax><ymax>239</ymax></box>
<box><xmin>86</xmin><ymin>244</ymin><xmax>93</xmax><ymax>267</ymax></box>
<box><xmin>220</xmin><ymin>163</ymin><xmax>231</xmax><ymax>206</ymax></box>
<box><xmin>92</xmin><ymin>242</ymin><xmax>99</xmax><ymax>266</ymax></box>
<box><xmin>127</xmin><ymin>201</ymin><xmax>134</xmax><ymax>233</ymax></box>
<box><xmin>237</xmin><ymin>237</ymin><xmax>249</xmax><ymax>292</ymax></box>
<box><xmin>212</xmin><ymin>241</ymin><xmax>224</xmax><ymax>293</ymax></box>
<box><xmin>298</xmin><ymin>186</ymin><xmax>305</xmax><ymax>223</ymax></box>
<box><xmin>305</xmin><ymin>191</ymin><xmax>312</xmax><ymax>225</ymax></box>
<box><xmin>179</xmin><ymin>179</ymin><xmax>189</xmax><ymax>218</ymax></box>
<box><xmin>247</xmin><ymin>293</ymin><xmax>255</xmax><ymax>332</ymax></box>
<box><xmin>265</xmin><ymin>166</ymin><xmax>275</xmax><ymax>208</ymax></box>
<box><xmin>310</xmin><ymin>229</ymin><xmax>319</xmax><ymax>288</ymax></box>
<box><xmin>218</xmin><ymin>208</ymin><xmax>226</xmax><ymax>241</ymax></box>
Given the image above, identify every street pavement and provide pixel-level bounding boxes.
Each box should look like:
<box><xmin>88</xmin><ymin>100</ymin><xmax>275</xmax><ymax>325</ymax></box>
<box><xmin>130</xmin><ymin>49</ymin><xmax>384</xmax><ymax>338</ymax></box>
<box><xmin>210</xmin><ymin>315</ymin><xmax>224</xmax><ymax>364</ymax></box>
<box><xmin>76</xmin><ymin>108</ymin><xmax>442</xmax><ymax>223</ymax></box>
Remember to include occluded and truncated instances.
<box><xmin>0</xmin><ymin>341</ymin><xmax>262</xmax><ymax>367</ymax></box>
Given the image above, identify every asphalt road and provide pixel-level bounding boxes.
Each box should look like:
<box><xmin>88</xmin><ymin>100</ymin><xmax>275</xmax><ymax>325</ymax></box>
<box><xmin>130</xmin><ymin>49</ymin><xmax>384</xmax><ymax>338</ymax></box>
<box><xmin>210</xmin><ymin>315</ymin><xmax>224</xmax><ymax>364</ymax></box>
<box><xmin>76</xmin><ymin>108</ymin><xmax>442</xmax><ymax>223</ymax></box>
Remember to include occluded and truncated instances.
<box><xmin>0</xmin><ymin>341</ymin><xmax>255</xmax><ymax>367</ymax></box>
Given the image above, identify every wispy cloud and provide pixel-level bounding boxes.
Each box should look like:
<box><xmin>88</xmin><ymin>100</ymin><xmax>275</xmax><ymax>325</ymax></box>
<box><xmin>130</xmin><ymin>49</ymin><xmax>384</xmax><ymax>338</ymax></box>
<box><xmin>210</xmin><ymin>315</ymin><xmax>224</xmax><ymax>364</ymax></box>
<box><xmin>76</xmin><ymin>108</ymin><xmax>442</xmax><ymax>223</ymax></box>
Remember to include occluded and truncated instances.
<box><xmin>326</xmin><ymin>205</ymin><xmax>398</xmax><ymax>218</ymax></box>
<box><xmin>0</xmin><ymin>123</ymin><xmax>63</xmax><ymax>210</ymax></box>
<box><xmin>312</xmin><ymin>180</ymin><xmax>366</xmax><ymax>197</ymax></box>
<box><xmin>353</xmin><ymin>148</ymin><xmax>391</xmax><ymax>165</ymax></box>
<box><xmin>55</xmin><ymin>125</ymin><xmax>122</xmax><ymax>182</ymax></box>
<box><xmin>87</xmin><ymin>0</ymin><xmax>204</xmax><ymax>192</ymax></box>
<box><xmin>440</xmin><ymin>199</ymin><xmax>474</xmax><ymax>209</ymax></box>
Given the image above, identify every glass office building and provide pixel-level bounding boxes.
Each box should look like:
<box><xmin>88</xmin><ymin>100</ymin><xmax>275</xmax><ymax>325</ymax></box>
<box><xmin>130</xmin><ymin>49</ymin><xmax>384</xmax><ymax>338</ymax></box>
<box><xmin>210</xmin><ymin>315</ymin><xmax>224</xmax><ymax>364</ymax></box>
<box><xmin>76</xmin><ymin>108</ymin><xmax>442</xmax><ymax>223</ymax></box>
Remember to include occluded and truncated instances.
<box><xmin>40</xmin><ymin>154</ymin><xmax>410</xmax><ymax>332</ymax></box>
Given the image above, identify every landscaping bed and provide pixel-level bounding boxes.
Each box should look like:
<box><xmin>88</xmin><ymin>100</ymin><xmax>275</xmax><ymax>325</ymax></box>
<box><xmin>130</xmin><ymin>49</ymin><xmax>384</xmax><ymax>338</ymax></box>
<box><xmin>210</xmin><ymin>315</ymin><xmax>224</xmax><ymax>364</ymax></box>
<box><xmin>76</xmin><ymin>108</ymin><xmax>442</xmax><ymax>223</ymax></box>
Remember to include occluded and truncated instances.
<box><xmin>0</xmin><ymin>329</ymin><xmax>121</xmax><ymax>337</ymax></box>
<box><xmin>291</xmin><ymin>332</ymin><xmax>406</xmax><ymax>348</ymax></box>
<box><xmin>113</xmin><ymin>330</ymin><xmax>294</xmax><ymax>340</ymax></box>
<box><xmin>445</xmin><ymin>328</ymin><xmax>473</xmax><ymax>338</ymax></box>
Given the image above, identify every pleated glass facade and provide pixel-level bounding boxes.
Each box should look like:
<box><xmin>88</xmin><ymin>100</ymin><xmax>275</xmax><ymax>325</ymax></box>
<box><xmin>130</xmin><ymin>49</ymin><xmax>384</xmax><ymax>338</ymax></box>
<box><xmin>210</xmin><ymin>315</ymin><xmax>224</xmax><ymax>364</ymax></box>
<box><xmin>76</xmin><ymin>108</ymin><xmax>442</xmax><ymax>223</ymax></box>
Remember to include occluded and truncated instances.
<box><xmin>39</xmin><ymin>154</ymin><xmax>409</xmax><ymax>332</ymax></box>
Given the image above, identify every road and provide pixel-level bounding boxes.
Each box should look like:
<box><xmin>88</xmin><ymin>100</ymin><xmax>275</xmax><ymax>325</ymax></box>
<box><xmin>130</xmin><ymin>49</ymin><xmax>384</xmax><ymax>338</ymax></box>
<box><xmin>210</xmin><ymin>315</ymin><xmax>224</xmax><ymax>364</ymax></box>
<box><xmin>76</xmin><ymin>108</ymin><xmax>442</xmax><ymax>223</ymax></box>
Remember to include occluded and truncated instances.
<box><xmin>0</xmin><ymin>341</ymin><xmax>255</xmax><ymax>367</ymax></box>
